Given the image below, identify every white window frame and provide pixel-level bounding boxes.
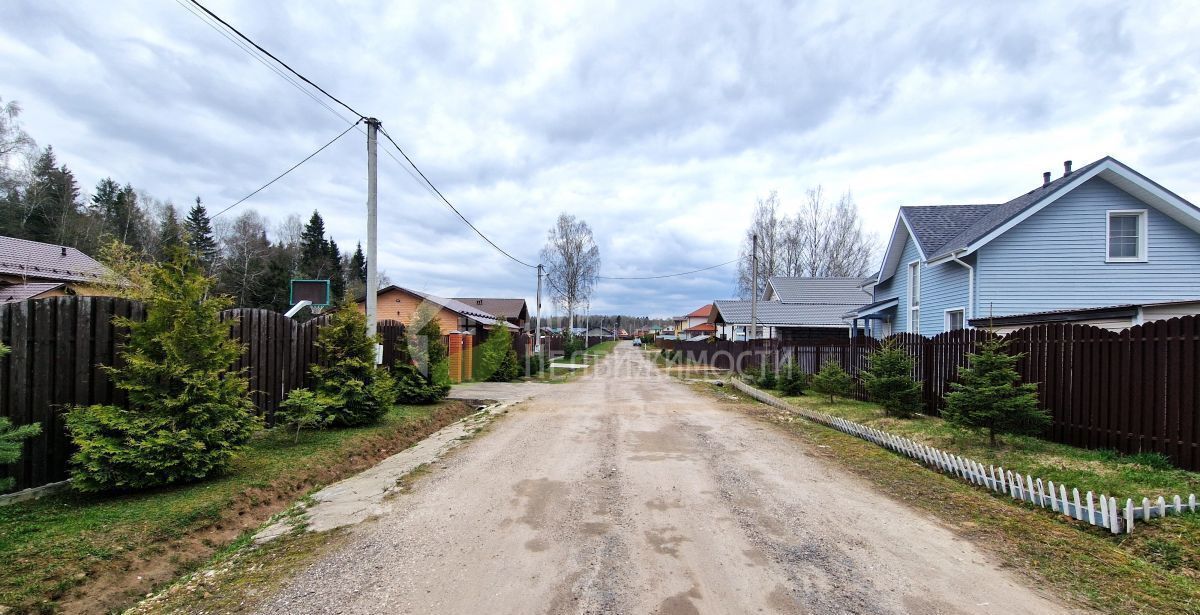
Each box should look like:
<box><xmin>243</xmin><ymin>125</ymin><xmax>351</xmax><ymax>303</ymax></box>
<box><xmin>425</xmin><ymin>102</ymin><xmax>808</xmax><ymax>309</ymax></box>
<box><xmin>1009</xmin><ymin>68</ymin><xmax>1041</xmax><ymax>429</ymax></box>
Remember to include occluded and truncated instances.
<box><xmin>907</xmin><ymin>260</ymin><xmax>920</xmax><ymax>333</ymax></box>
<box><xmin>1106</xmin><ymin>209</ymin><xmax>1148</xmax><ymax>263</ymax></box>
<box><xmin>944</xmin><ymin>308</ymin><xmax>966</xmax><ymax>331</ymax></box>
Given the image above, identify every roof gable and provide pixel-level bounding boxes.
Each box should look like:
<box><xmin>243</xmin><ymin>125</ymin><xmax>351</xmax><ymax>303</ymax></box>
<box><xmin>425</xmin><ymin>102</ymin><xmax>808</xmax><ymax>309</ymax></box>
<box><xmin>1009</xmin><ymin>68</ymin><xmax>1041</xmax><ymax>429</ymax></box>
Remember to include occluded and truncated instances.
<box><xmin>764</xmin><ymin>277</ymin><xmax>873</xmax><ymax>305</ymax></box>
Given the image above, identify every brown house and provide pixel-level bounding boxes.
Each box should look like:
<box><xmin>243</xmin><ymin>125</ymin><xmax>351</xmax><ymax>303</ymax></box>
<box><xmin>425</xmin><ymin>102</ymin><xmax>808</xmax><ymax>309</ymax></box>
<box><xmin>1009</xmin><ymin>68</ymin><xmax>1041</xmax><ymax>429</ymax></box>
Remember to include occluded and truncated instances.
<box><xmin>451</xmin><ymin>298</ymin><xmax>529</xmax><ymax>329</ymax></box>
<box><xmin>357</xmin><ymin>285</ymin><xmax>519</xmax><ymax>338</ymax></box>
<box><xmin>0</xmin><ymin>236</ymin><xmax>109</xmax><ymax>303</ymax></box>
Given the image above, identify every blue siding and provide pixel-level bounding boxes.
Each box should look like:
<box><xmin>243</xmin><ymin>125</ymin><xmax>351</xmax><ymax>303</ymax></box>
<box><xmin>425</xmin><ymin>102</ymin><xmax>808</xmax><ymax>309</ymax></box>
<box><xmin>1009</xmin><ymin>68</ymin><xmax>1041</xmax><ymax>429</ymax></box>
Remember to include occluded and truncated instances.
<box><xmin>920</xmin><ymin>253</ymin><xmax>971</xmax><ymax>333</ymax></box>
<box><xmin>976</xmin><ymin>177</ymin><xmax>1200</xmax><ymax>316</ymax></box>
<box><xmin>872</xmin><ymin>232</ymin><xmax>921</xmax><ymax>334</ymax></box>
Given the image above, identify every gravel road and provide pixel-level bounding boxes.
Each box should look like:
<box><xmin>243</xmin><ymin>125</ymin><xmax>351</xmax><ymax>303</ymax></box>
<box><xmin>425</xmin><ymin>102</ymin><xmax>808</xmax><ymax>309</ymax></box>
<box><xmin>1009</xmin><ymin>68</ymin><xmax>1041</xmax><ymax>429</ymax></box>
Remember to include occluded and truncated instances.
<box><xmin>258</xmin><ymin>343</ymin><xmax>1077</xmax><ymax>614</ymax></box>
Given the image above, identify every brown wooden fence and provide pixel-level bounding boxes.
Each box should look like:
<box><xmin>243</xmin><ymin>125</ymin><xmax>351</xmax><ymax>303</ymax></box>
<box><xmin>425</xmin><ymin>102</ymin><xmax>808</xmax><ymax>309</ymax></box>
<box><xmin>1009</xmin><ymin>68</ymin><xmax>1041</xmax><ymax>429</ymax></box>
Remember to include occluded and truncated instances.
<box><xmin>659</xmin><ymin>317</ymin><xmax>1200</xmax><ymax>471</ymax></box>
<box><xmin>0</xmin><ymin>296</ymin><xmax>407</xmax><ymax>491</ymax></box>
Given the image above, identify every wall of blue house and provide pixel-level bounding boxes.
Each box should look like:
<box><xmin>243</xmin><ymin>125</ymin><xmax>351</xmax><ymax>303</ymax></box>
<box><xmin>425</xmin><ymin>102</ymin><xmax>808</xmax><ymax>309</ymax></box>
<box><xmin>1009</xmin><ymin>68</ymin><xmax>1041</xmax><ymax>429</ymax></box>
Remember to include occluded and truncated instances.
<box><xmin>871</xmin><ymin>231</ymin><xmax>921</xmax><ymax>334</ymax></box>
<box><xmin>976</xmin><ymin>177</ymin><xmax>1200</xmax><ymax>316</ymax></box>
<box><xmin>920</xmin><ymin>253</ymin><xmax>972</xmax><ymax>333</ymax></box>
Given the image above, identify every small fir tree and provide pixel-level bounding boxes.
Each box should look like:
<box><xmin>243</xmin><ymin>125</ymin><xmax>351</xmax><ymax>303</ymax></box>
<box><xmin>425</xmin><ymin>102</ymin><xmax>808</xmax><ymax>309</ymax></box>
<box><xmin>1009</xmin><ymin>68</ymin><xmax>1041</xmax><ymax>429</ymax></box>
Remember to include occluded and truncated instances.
<box><xmin>65</xmin><ymin>246</ymin><xmax>260</xmax><ymax>491</ymax></box>
<box><xmin>861</xmin><ymin>339</ymin><xmax>922</xmax><ymax>417</ymax></box>
<box><xmin>778</xmin><ymin>363</ymin><xmax>807</xmax><ymax>396</ymax></box>
<box><xmin>308</xmin><ymin>297</ymin><xmax>398</xmax><ymax>427</ymax></box>
<box><xmin>276</xmin><ymin>388</ymin><xmax>332</xmax><ymax>442</ymax></box>
<box><xmin>943</xmin><ymin>337</ymin><xmax>1048</xmax><ymax>446</ymax></box>
<box><xmin>811</xmin><ymin>360</ymin><xmax>853</xmax><ymax>403</ymax></box>
<box><xmin>753</xmin><ymin>362</ymin><xmax>777</xmax><ymax>389</ymax></box>
<box><xmin>184</xmin><ymin>197</ymin><xmax>218</xmax><ymax>273</ymax></box>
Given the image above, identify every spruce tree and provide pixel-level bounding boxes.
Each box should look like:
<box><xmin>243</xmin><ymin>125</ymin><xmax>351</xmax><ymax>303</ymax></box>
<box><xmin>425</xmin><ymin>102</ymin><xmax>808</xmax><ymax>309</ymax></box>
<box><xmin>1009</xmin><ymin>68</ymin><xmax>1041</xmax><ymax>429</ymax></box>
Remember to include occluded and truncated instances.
<box><xmin>23</xmin><ymin>146</ymin><xmax>82</xmax><ymax>246</ymax></box>
<box><xmin>298</xmin><ymin>210</ymin><xmax>329</xmax><ymax>278</ymax></box>
<box><xmin>64</xmin><ymin>246</ymin><xmax>260</xmax><ymax>491</ymax></box>
<box><xmin>307</xmin><ymin>296</ymin><xmax>397</xmax><ymax>426</ymax></box>
<box><xmin>327</xmin><ymin>238</ymin><xmax>345</xmax><ymax>299</ymax></box>
<box><xmin>811</xmin><ymin>360</ymin><xmax>853</xmax><ymax>403</ymax></box>
<box><xmin>350</xmin><ymin>242</ymin><xmax>367</xmax><ymax>284</ymax></box>
<box><xmin>184</xmin><ymin>197</ymin><xmax>218</xmax><ymax>272</ymax></box>
<box><xmin>478</xmin><ymin>318</ymin><xmax>519</xmax><ymax>382</ymax></box>
<box><xmin>944</xmin><ymin>337</ymin><xmax>1048</xmax><ymax>445</ymax></box>
<box><xmin>861</xmin><ymin>339</ymin><xmax>922</xmax><ymax>417</ymax></box>
<box><xmin>156</xmin><ymin>205</ymin><xmax>184</xmax><ymax>260</ymax></box>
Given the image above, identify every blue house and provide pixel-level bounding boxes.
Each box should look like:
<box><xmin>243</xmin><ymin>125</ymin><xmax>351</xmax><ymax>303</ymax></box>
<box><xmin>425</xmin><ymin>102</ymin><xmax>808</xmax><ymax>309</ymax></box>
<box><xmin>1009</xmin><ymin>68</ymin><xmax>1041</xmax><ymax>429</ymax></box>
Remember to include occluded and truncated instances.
<box><xmin>848</xmin><ymin>157</ymin><xmax>1200</xmax><ymax>337</ymax></box>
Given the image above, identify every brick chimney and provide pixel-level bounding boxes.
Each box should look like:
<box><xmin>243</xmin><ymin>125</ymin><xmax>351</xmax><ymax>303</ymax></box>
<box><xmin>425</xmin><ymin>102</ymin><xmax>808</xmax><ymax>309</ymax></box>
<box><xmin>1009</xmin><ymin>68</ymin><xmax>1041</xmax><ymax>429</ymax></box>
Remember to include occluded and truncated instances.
<box><xmin>1064</xmin><ymin>160</ymin><xmax>1073</xmax><ymax>176</ymax></box>
<box><xmin>1043</xmin><ymin>171</ymin><xmax>1051</xmax><ymax>186</ymax></box>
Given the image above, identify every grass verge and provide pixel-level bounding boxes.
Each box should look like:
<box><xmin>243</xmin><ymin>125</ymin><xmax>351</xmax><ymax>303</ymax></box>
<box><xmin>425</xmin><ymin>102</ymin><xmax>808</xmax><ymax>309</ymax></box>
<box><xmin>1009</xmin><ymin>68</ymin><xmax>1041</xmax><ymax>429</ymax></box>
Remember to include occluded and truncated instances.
<box><xmin>527</xmin><ymin>340</ymin><xmax>618</xmax><ymax>383</ymax></box>
<box><xmin>0</xmin><ymin>400</ymin><xmax>473</xmax><ymax>614</ymax></box>
<box><xmin>705</xmin><ymin>382</ymin><xmax>1199</xmax><ymax>613</ymax></box>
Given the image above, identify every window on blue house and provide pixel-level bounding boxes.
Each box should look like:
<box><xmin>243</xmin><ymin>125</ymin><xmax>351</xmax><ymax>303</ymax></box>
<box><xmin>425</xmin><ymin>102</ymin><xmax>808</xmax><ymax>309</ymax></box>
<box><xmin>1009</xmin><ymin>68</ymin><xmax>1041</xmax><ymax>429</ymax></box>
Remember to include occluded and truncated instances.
<box><xmin>907</xmin><ymin>261</ymin><xmax>920</xmax><ymax>333</ymax></box>
<box><xmin>1107</xmin><ymin>210</ymin><xmax>1147</xmax><ymax>262</ymax></box>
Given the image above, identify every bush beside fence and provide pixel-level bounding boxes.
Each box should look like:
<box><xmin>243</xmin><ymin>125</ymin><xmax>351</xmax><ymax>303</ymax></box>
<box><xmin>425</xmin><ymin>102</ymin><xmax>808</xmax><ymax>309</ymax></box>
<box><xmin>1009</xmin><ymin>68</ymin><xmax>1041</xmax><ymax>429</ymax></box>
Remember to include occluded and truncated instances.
<box><xmin>0</xmin><ymin>297</ymin><xmax>407</xmax><ymax>491</ymax></box>
<box><xmin>660</xmin><ymin>317</ymin><xmax>1200</xmax><ymax>471</ymax></box>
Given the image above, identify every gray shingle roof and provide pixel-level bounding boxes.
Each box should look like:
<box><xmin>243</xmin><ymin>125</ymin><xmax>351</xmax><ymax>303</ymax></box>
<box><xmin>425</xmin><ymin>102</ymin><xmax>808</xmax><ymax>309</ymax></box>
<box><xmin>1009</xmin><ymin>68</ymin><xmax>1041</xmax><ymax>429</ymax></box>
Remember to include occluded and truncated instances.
<box><xmin>712</xmin><ymin>300</ymin><xmax>858</xmax><ymax>328</ymax></box>
<box><xmin>0</xmin><ymin>282</ymin><xmax>65</xmax><ymax>303</ymax></box>
<box><xmin>899</xmin><ymin>205</ymin><xmax>997</xmax><ymax>256</ymax></box>
<box><xmin>926</xmin><ymin>157</ymin><xmax>1110</xmax><ymax>259</ymax></box>
<box><xmin>451</xmin><ymin>298</ymin><xmax>528</xmax><ymax>321</ymax></box>
<box><xmin>765</xmin><ymin>277</ymin><xmax>873</xmax><ymax>304</ymax></box>
<box><xmin>0</xmin><ymin>236</ymin><xmax>108</xmax><ymax>283</ymax></box>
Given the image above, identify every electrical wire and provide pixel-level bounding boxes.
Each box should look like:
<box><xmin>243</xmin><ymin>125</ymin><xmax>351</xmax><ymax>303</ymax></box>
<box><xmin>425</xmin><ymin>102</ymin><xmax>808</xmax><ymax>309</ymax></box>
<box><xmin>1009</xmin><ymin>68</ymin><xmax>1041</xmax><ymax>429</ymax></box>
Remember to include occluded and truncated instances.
<box><xmin>596</xmin><ymin>256</ymin><xmax>747</xmax><ymax>280</ymax></box>
<box><xmin>184</xmin><ymin>0</ymin><xmax>365</xmax><ymax>120</ymax></box>
<box><xmin>378</xmin><ymin>125</ymin><xmax>538</xmax><ymax>269</ymax></box>
<box><xmin>211</xmin><ymin>119</ymin><xmax>361</xmax><ymax>219</ymax></box>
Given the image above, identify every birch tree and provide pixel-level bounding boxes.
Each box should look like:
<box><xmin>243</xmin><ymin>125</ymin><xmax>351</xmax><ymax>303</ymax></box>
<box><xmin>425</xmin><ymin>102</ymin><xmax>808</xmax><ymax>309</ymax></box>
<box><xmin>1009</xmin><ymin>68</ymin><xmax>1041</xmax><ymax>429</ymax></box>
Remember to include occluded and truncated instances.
<box><xmin>540</xmin><ymin>213</ymin><xmax>601</xmax><ymax>331</ymax></box>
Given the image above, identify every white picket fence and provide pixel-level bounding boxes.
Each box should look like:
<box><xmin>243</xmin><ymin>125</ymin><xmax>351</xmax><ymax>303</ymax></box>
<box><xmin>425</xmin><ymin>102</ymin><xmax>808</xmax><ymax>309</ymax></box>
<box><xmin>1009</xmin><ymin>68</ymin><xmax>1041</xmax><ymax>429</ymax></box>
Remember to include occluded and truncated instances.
<box><xmin>729</xmin><ymin>378</ymin><xmax>1198</xmax><ymax>534</ymax></box>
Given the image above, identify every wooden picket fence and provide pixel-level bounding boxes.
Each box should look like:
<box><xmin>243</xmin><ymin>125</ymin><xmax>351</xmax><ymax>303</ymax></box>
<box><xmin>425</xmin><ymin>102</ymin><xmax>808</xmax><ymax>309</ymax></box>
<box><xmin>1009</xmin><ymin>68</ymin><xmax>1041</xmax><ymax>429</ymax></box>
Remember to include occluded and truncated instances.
<box><xmin>731</xmin><ymin>378</ymin><xmax>1197</xmax><ymax>534</ymax></box>
<box><xmin>0</xmin><ymin>296</ymin><xmax>406</xmax><ymax>491</ymax></box>
<box><xmin>660</xmin><ymin>317</ymin><xmax>1200</xmax><ymax>471</ymax></box>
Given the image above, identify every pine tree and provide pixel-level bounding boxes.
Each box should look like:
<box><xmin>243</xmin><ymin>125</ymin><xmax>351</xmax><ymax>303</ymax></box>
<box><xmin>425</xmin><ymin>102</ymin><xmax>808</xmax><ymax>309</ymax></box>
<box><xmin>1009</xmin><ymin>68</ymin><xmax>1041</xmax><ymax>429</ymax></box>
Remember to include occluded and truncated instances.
<box><xmin>298</xmin><ymin>210</ymin><xmax>329</xmax><ymax>278</ymax></box>
<box><xmin>811</xmin><ymin>360</ymin><xmax>853</xmax><ymax>403</ymax></box>
<box><xmin>184</xmin><ymin>197</ymin><xmax>218</xmax><ymax>273</ymax></box>
<box><xmin>861</xmin><ymin>339</ymin><xmax>922</xmax><ymax>417</ymax></box>
<box><xmin>350</xmin><ymin>242</ymin><xmax>367</xmax><ymax>284</ymax></box>
<box><xmin>91</xmin><ymin>179</ymin><xmax>147</xmax><ymax>251</ymax></box>
<box><xmin>64</xmin><ymin>246</ymin><xmax>260</xmax><ymax>491</ymax></box>
<box><xmin>307</xmin><ymin>296</ymin><xmax>397</xmax><ymax>427</ymax></box>
<box><xmin>944</xmin><ymin>337</ymin><xmax>1048</xmax><ymax>446</ymax></box>
<box><xmin>156</xmin><ymin>205</ymin><xmax>184</xmax><ymax>260</ymax></box>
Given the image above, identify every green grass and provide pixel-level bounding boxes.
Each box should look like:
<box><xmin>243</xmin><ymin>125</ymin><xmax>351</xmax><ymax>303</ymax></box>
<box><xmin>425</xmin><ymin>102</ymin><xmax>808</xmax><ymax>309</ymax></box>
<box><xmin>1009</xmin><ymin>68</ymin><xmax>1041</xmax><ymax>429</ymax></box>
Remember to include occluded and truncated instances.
<box><xmin>697</xmin><ymin>383</ymin><xmax>1200</xmax><ymax>614</ymax></box>
<box><xmin>0</xmin><ymin>402</ymin><xmax>470</xmax><ymax>613</ymax></box>
<box><xmin>527</xmin><ymin>341</ymin><xmax>618</xmax><ymax>383</ymax></box>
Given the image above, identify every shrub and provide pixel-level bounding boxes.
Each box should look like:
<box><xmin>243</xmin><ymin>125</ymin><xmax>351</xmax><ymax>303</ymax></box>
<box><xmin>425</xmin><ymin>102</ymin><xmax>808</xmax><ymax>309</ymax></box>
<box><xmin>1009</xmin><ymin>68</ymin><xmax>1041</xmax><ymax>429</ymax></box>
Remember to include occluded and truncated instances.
<box><xmin>392</xmin><ymin>311</ymin><xmax>450</xmax><ymax>404</ymax></box>
<box><xmin>393</xmin><ymin>363</ymin><xmax>450</xmax><ymax>404</ymax></box>
<box><xmin>861</xmin><ymin>339</ymin><xmax>922</xmax><ymax>418</ymax></box>
<box><xmin>308</xmin><ymin>296</ymin><xmax>398</xmax><ymax>427</ymax></box>
<box><xmin>562</xmin><ymin>334</ymin><xmax>585</xmax><ymax>360</ymax></box>
<box><xmin>810</xmin><ymin>361</ymin><xmax>853</xmax><ymax>402</ymax></box>
<box><xmin>65</xmin><ymin>246</ymin><xmax>260</xmax><ymax>492</ymax></box>
<box><xmin>276</xmin><ymin>388</ymin><xmax>332</xmax><ymax>442</ymax></box>
<box><xmin>943</xmin><ymin>337</ymin><xmax>1047</xmax><ymax>445</ymax></box>
<box><xmin>753</xmin><ymin>363</ymin><xmax>777</xmax><ymax>389</ymax></box>
<box><xmin>777</xmin><ymin>363</ymin><xmax>808</xmax><ymax>396</ymax></box>
<box><xmin>477</xmin><ymin>317</ymin><xmax>520</xmax><ymax>382</ymax></box>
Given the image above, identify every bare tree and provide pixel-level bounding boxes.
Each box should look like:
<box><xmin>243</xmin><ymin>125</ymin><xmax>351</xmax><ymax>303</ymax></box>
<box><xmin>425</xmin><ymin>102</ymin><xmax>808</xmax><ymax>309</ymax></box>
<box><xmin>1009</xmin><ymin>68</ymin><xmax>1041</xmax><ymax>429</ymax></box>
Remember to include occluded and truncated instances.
<box><xmin>736</xmin><ymin>191</ymin><xmax>784</xmax><ymax>299</ymax></box>
<box><xmin>0</xmin><ymin>97</ymin><xmax>35</xmax><ymax>165</ymax></box>
<box><xmin>218</xmin><ymin>211</ymin><xmax>272</xmax><ymax>306</ymax></box>
<box><xmin>737</xmin><ymin>188</ymin><xmax>876</xmax><ymax>296</ymax></box>
<box><xmin>540</xmin><ymin>213</ymin><xmax>601</xmax><ymax>331</ymax></box>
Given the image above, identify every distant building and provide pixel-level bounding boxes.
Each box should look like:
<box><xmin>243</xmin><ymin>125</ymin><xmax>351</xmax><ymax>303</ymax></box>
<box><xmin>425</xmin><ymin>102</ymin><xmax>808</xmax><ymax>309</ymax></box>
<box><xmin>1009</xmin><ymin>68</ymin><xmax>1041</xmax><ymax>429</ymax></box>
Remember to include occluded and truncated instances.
<box><xmin>0</xmin><ymin>236</ymin><xmax>109</xmax><ymax>303</ymax></box>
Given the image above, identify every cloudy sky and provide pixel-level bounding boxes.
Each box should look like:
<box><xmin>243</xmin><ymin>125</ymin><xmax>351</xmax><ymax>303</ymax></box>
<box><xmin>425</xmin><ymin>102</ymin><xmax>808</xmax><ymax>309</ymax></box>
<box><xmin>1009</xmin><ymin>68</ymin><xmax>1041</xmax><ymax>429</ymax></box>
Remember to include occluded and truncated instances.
<box><xmin>2</xmin><ymin>1</ymin><xmax>1198</xmax><ymax>317</ymax></box>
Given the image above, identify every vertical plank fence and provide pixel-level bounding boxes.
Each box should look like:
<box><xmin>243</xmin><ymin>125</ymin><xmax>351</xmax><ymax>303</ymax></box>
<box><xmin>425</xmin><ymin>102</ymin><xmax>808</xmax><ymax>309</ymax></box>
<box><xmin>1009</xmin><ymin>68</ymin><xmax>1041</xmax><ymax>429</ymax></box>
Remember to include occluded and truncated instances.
<box><xmin>1</xmin><ymin>297</ymin><xmax>407</xmax><ymax>491</ymax></box>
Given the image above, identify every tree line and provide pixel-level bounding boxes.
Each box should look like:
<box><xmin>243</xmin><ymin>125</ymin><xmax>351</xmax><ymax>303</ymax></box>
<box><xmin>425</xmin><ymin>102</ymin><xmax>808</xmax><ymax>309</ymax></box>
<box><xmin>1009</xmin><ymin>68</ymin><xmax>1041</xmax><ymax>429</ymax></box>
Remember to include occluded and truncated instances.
<box><xmin>0</xmin><ymin>95</ymin><xmax>375</xmax><ymax>311</ymax></box>
<box><xmin>736</xmin><ymin>188</ymin><xmax>876</xmax><ymax>299</ymax></box>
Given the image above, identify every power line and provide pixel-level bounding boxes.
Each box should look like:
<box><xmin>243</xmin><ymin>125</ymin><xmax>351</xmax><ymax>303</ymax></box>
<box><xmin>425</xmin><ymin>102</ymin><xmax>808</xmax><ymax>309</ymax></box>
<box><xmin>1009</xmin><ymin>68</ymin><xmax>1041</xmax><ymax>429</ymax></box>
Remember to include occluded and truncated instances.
<box><xmin>212</xmin><ymin>119</ymin><xmax>361</xmax><ymax>219</ymax></box>
<box><xmin>377</xmin><ymin>125</ymin><xmax>538</xmax><ymax>269</ymax></box>
<box><xmin>184</xmin><ymin>0</ymin><xmax>364</xmax><ymax>120</ymax></box>
<box><xmin>597</xmin><ymin>257</ymin><xmax>746</xmax><ymax>280</ymax></box>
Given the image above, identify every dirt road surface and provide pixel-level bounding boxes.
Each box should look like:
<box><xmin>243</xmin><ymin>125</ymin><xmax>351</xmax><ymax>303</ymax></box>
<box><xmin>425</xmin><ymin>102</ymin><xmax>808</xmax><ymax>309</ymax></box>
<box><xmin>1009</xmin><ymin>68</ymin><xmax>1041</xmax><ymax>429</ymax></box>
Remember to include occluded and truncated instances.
<box><xmin>258</xmin><ymin>344</ymin><xmax>1078</xmax><ymax>614</ymax></box>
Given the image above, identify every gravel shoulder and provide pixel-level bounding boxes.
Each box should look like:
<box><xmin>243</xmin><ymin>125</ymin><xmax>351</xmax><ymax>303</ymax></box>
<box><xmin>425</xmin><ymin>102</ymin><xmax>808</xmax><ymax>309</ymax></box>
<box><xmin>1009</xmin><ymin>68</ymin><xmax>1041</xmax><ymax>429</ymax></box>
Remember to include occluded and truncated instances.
<box><xmin>256</xmin><ymin>344</ymin><xmax>1081</xmax><ymax>614</ymax></box>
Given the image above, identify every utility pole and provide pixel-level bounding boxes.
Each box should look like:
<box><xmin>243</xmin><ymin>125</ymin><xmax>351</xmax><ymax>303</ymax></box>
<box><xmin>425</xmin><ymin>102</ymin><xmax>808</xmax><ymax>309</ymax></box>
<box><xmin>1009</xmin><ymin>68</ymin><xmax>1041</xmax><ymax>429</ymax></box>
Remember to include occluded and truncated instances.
<box><xmin>750</xmin><ymin>232</ymin><xmax>758</xmax><ymax>341</ymax></box>
<box><xmin>365</xmin><ymin>118</ymin><xmax>380</xmax><ymax>356</ymax></box>
<box><xmin>535</xmin><ymin>264</ymin><xmax>543</xmax><ymax>362</ymax></box>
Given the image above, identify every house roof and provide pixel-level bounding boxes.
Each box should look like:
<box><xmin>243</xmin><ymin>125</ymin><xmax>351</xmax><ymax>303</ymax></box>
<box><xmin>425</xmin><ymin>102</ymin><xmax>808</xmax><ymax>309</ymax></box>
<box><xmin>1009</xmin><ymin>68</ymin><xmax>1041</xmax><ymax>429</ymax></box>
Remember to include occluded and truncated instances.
<box><xmin>966</xmin><ymin>298</ymin><xmax>1200</xmax><ymax>328</ymax></box>
<box><xmin>684</xmin><ymin>322</ymin><xmax>716</xmax><ymax>333</ymax></box>
<box><xmin>0</xmin><ymin>282</ymin><xmax>65</xmax><ymax>303</ymax></box>
<box><xmin>687</xmin><ymin>304</ymin><xmax>713</xmax><ymax>318</ymax></box>
<box><xmin>878</xmin><ymin>156</ymin><xmax>1200</xmax><ymax>281</ymax></box>
<box><xmin>451</xmin><ymin>298</ymin><xmax>528</xmax><ymax>321</ymax></box>
<box><xmin>361</xmin><ymin>285</ymin><xmax>518</xmax><ymax>329</ymax></box>
<box><xmin>764</xmin><ymin>277</ymin><xmax>873</xmax><ymax>304</ymax></box>
<box><xmin>0</xmin><ymin>236</ymin><xmax>108</xmax><ymax>283</ymax></box>
<box><xmin>710</xmin><ymin>300</ymin><xmax>859</xmax><ymax>328</ymax></box>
